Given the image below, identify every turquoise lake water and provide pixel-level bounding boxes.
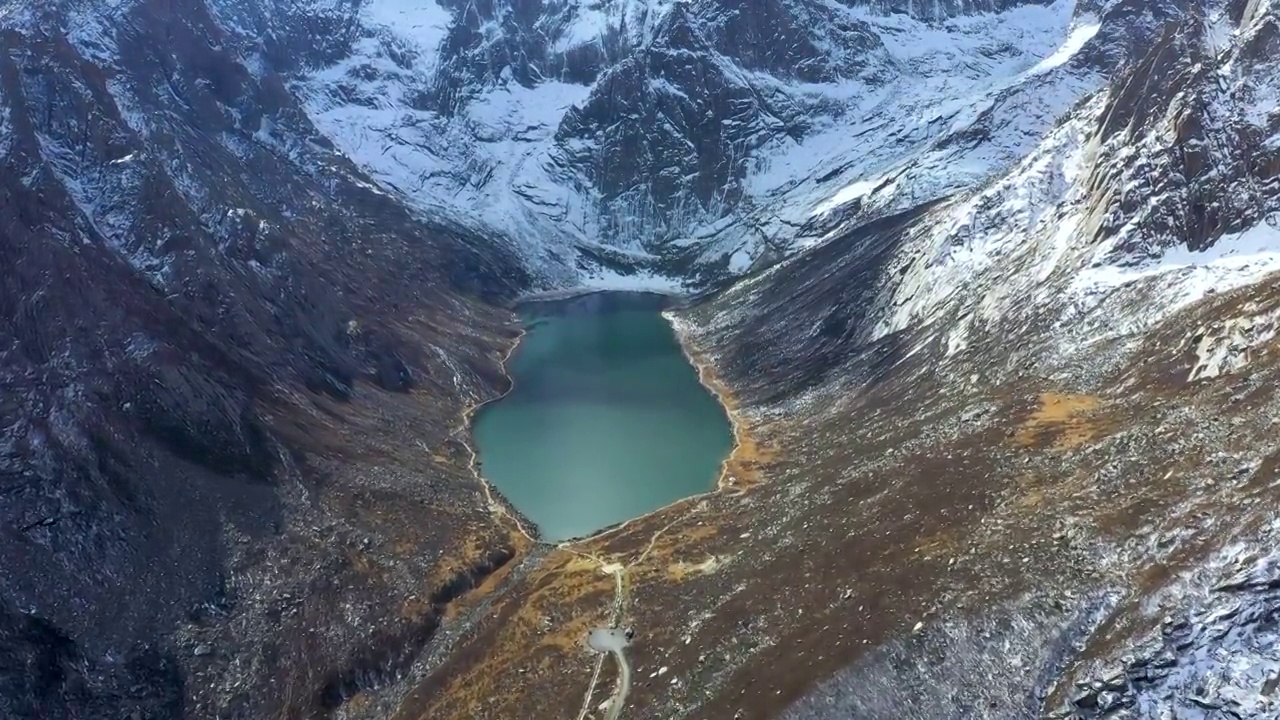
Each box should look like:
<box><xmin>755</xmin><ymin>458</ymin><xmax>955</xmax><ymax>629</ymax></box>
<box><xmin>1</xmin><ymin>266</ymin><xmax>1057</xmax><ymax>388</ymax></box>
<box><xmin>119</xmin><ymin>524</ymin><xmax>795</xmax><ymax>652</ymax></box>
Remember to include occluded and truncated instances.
<box><xmin>472</xmin><ymin>292</ymin><xmax>733</xmax><ymax>541</ymax></box>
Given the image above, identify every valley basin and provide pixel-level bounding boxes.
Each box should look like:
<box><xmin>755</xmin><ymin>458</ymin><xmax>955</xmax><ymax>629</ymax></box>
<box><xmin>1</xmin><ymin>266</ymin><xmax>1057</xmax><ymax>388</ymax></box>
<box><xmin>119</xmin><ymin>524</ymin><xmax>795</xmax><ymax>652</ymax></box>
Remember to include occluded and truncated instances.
<box><xmin>473</xmin><ymin>292</ymin><xmax>733</xmax><ymax>541</ymax></box>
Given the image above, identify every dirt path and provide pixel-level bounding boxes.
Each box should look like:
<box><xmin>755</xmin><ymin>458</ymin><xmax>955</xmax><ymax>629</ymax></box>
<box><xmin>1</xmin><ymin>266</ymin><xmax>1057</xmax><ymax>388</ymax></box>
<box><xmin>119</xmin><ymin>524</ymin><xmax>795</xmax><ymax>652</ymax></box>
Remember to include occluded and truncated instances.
<box><xmin>451</xmin><ymin>307</ymin><xmax>725</xmax><ymax>720</ymax></box>
<box><xmin>586</xmin><ymin>626</ymin><xmax>632</xmax><ymax>720</ymax></box>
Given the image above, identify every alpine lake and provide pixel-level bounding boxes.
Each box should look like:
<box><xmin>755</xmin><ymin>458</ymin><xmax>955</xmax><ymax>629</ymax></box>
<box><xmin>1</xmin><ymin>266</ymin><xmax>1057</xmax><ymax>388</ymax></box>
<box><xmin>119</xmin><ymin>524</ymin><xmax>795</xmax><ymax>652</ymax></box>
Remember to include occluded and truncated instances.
<box><xmin>472</xmin><ymin>292</ymin><xmax>734</xmax><ymax>542</ymax></box>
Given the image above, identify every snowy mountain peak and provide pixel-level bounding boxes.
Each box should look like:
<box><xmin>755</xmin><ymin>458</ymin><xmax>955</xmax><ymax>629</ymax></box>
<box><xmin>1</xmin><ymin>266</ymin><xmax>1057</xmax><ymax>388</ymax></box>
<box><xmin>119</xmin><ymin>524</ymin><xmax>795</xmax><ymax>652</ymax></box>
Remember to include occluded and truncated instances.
<box><xmin>282</xmin><ymin>0</ymin><xmax>1144</xmax><ymax>288</ymax></box>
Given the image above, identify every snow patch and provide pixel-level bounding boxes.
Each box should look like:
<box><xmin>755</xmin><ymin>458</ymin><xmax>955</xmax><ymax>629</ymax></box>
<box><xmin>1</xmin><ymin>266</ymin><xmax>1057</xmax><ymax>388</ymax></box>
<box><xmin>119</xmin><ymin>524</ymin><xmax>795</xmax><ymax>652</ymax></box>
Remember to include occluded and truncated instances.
<box><xmin>1188</xmin><ymin>306</ymin><xmax>1280</xmax><ymax>381</ymax></box>
<box><xmin>1073</xmin><ymin>217</ymin><xmax>1280</xmax><ymax>309</ymax></box>
<box><xmin>107</xmin><ymin>78</ymin><xmax>150</xmax><ymax>137</ymax></box>
<box><xmin>361</xmin><ymin>0</ymin><xmax>452</xmax><ymax>63</ymax></box>
<box><xmin>810</xmin><ymin>174</ymin><xmax>895</xmax><ymax>217</ymax></box>
<box><xmin>66</xmin><ymin>10</ymin><xmax>120</xmax><ymax>65</ymax></box>
<box><xmin>1027</xmin><ymin>18</ymin><xmax>1099</xmax><ymax>75</ymax></box>
<box><xmin>727</xmin><ymin>248</ymin><xmax>753</xmax><ymax>273</ymax></box>
<box><xmin>577</xmin><ymin>269</ymin><xmax>686</xmax><ymax>295</ymax></box>
<box><xmin>745</xmin><ymin>0</ymin><xmax>1097</xmax><ymax>251</ymax></box>
<box><xmin>553</xmin><ymin>6</ymin><xmax>609</xmax><ymax>52</ymax></box>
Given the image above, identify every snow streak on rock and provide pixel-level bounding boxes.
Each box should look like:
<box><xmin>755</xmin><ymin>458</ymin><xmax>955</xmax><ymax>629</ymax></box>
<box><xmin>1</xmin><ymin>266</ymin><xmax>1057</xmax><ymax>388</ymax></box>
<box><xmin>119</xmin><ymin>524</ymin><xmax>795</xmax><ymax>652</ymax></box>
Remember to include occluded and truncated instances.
<box><xmin>282</xmin><ymin>0</ymin><xmax>1120</xmax><ymax>286</ymax></box>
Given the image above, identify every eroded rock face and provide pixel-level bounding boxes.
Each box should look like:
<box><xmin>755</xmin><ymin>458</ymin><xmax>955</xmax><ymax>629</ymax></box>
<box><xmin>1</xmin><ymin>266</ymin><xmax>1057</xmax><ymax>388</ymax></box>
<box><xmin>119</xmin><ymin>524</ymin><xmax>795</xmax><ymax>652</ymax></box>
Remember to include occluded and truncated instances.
<box><xmin>840</xmin><ymin>0</ymin><xmax>1056</xmax><ymax>20</ymax></box>
<box><xmin>550</xmin><ymin>0</ymin><xmax>892</xmax><ymax>245</ymax></box>
<box><xmin>555</xmin><ymin>5</ymin><xmax>784</xmax><ymax>227</ymax></box>
<box><xmin>685</xmin><ymin>0</ymin><xmax>886</xmax><ymax>83</ymax></box>
<box><xmin>781</xmin><ymin>596</ymin><xmax>1115</xmax><ymax>720</ymax></box>
<box><xmin>281</xmin><ymin>0</ymin><xmax>1110</xmax><ymax>281</ymax></box>
<box><xmin>0</xmin><ymin>0</ymin><xmax>526</xmax><ymax>716</ymax></box>
<box><xmin>0</xmin><ymin>600</ymin><xmax>185</xmax><ymax>719</ymax></box>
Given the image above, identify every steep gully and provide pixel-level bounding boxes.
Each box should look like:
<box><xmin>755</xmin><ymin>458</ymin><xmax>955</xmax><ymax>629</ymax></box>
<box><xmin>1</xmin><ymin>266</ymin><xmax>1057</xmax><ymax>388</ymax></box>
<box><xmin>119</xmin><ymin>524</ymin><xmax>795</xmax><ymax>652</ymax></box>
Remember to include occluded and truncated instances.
<box><xmin>318</xmin><ymin>545</ymin><xmax>519</xmax><ymax>711</ymax></box>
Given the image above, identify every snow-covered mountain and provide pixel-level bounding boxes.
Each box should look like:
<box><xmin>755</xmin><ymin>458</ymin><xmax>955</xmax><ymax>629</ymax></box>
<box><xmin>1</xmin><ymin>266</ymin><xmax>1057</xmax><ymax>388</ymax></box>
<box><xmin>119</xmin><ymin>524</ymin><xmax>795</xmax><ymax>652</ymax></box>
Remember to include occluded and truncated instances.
<box><xmin>6</xmin><ymin>0</ymin><xmax>1280</xmax><ymax>717</ymax></box>
<box><xmin>197</xmin><ymin>0</ymin><xmax>1280</xmax><ymax>307</ymax></box>
<box><xmin>213</xmin><ymin>0</ymin><xmax>1120</xmax><ymax>287</ymax></box>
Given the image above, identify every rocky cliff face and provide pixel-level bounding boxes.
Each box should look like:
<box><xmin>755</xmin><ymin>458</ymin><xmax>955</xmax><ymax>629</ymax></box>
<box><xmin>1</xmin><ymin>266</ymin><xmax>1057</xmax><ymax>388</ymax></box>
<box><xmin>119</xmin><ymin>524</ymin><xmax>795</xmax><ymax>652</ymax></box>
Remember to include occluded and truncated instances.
<box><xmin>283</xmin><ymin>0</ymin><xmax>1119</xmax><ymax>285</ymax></box>
<box><xmin>0</xmin><ymin>0</ymin><xmax>527</xmax><ymax>716</ymax></box>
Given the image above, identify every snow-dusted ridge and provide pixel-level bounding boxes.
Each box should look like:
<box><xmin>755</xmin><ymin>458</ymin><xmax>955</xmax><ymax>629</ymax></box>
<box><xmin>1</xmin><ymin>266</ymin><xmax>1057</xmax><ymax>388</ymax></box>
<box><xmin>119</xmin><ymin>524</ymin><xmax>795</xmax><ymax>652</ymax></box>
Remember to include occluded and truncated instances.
<box><xmin>18</xmin><ymin>0</ymin><xmax>1280</xmax><ymax>339</ymax></box>
<box><xmin>281</xmin><ymin>0</ymin><xmax>1136</xmax><ymax>289</ymax></box>
<box><xmin>1074</xmin><ymin>215</ymin><xmax>1280</xmax><ymax>311</ymax></box>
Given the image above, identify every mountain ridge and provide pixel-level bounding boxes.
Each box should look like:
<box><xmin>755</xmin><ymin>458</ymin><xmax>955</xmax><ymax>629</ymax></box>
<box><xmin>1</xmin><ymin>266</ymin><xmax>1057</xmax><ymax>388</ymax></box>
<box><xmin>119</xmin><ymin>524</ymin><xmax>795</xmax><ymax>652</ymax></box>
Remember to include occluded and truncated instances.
<box><xmin>285</xmin><ymin>0</ymin><xmax>1128</xmax><ymax>287</ymax></box>
<box><xmin>4</xmin><ymin>0</ymin><xmax>1280</xmax><ymax>717</ymax></box>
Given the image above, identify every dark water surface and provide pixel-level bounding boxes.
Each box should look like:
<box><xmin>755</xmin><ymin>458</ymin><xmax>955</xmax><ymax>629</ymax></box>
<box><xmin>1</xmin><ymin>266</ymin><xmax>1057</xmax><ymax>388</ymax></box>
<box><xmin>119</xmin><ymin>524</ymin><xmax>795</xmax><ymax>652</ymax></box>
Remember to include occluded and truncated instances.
<box><xmin>473</xmin><ymin>292</ymin><xmax>733</xmax><ymax>541</ymax></box>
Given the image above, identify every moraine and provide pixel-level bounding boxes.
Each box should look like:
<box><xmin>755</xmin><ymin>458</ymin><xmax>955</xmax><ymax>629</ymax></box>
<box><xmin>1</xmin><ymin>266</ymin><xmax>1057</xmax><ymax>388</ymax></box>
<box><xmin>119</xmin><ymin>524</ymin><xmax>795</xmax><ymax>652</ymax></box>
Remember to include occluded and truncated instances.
<box><xmin>473</xmin><ymin>292</ymin><xmax>733</xmax><ymax>542</ymax></box>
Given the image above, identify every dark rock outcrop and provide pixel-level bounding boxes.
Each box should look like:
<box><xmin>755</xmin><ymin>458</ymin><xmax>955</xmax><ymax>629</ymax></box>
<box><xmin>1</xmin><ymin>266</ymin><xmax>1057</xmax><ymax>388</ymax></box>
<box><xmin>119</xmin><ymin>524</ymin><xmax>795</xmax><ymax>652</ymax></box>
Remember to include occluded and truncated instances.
<box><xmin>551</xmin><ymin>0</ymin><xmax>886</xmax><ymax>244</ymax></box>
<box><xmin>0</xmin><ymin>0</ymin><xmax>528</xmax><ymax>716</ymax></box>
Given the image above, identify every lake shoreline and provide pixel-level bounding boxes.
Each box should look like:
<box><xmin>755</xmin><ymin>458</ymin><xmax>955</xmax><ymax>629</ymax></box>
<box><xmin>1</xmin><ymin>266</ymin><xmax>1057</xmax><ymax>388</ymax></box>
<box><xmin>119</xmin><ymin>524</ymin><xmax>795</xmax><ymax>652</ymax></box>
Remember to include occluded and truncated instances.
<box><xmin>459</xmin><ymin>323</ymin><xmax>547</xmax><ymax>547</ymax></box>
<box><xmin>664</xmin><ymin>312</ymin><xmax>770</xmax><ymax>492</ymax></box>
<box><xmin>512</xmin><ymin>286</ymin><xmax>700</xmax><ymax>311</ymax></box>
<box><xmin>471</xmin><ymin>292</ymin><xmax>734</xmax><ymax>543</ymax></box>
